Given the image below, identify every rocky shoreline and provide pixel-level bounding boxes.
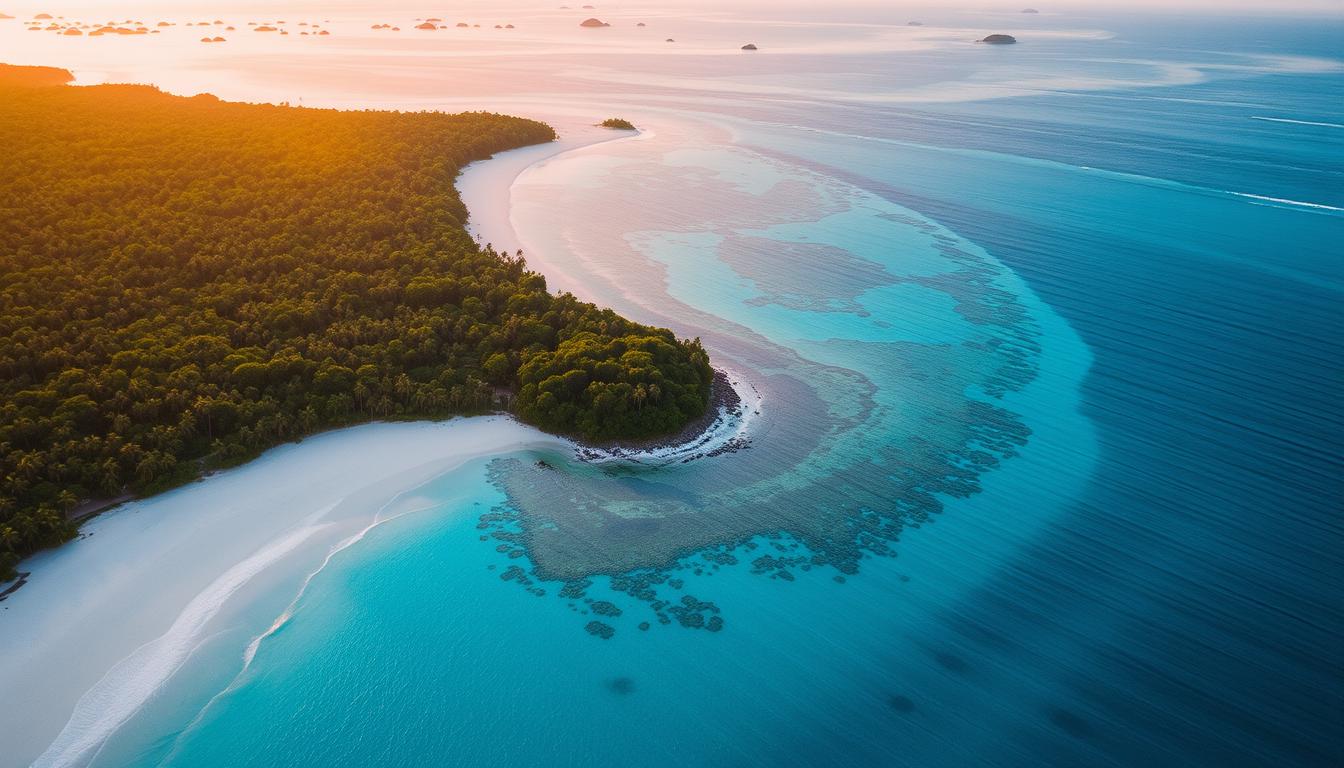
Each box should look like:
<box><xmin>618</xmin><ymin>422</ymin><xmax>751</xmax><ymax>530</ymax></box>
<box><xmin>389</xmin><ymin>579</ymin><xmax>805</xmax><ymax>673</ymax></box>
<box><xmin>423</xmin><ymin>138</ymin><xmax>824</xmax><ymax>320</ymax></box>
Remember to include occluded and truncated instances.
<box><xmin>573</xmin><ymin>368</ymin><xmax>757</xmax><ymax>465</ymax></box>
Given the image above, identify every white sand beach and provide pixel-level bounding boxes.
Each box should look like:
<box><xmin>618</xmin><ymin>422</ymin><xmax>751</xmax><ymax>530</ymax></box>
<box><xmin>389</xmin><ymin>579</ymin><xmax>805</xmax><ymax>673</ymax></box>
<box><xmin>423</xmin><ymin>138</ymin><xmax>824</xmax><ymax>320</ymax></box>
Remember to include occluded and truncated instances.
<box><xmin>2</xmin><ymin>116</ymin><xmax>758</xmax><ymax>768</ymax></box>
<box><xmin>0</xmin><ymin>418</ymin><xmax>565</xmax><ymax>767</ymax></box>
<box><xmin>457</xmin><ymin>117</ymin><xmax>632</xmax><ymax>257</ymax></box>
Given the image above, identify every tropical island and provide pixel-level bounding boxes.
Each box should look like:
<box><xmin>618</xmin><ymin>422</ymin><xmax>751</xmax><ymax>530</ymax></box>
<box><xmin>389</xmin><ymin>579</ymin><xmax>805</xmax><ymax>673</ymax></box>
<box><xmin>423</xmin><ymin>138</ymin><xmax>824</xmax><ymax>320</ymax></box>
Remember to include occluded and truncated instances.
<box><xmin>599</xmin><ymin>117</ymin><xmax>636</xmax><ymax>130</ymax></box>
<box><xmin>0</xmin><ymin>64</ymin><xmax>712</xmax><ymax>578</ymax></box>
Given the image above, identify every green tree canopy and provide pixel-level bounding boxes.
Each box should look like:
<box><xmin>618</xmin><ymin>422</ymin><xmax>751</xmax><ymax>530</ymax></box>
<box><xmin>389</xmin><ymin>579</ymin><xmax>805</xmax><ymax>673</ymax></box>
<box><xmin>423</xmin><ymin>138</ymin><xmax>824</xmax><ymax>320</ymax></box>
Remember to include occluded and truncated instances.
<box><xmin>0</xmin><ymin>65</ymin><xmax>711</xmax><ymax>577</ymax></box>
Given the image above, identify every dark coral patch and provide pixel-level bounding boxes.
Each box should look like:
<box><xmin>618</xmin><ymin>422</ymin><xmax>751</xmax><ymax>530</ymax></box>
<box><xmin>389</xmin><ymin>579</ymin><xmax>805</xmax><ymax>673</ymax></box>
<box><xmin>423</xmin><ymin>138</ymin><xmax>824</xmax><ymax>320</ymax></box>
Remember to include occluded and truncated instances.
<box><xmin>585</xmin><ymin>620</ymin><xmax>615</xmax><ymax>639</ymax></box>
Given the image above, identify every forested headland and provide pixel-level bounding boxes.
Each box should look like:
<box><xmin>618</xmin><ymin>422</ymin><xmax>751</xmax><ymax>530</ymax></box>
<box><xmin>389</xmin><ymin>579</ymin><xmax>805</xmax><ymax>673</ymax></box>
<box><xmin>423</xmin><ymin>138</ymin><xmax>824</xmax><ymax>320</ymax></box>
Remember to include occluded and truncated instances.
<box><xmin>0</xmin><ymin>64</ymin><xmax>712</xmax><ymax>577</ymax></box>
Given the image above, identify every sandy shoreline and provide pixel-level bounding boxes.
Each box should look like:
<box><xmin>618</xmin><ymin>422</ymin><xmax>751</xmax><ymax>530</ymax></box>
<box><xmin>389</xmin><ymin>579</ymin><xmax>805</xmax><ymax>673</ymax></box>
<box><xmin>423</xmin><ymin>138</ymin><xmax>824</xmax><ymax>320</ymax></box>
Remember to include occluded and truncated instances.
<box><xmin>458</xmin><ymin>121</ymin><xmax>635</xmax><ymax>255</ymax></box>
<box><xmin>458</xmin><ymin>124</ymin><xmax>763</xmax><ymax>467</ymax></box>
<box><xmin>0</xmin><ymin>418</ymin><xmax>568</xmax><ymax>767</ymax></box>
<box><xmin>2</xmin><ymin>114</ymin><xmax>761</xmax><ymax>767</ymax></box>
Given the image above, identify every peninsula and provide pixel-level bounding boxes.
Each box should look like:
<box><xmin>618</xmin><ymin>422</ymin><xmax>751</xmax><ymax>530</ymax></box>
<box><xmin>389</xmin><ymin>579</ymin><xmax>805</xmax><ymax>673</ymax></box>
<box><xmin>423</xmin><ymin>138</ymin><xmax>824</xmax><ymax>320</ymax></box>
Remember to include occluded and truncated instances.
<box><xmin>0</xmin><ymin>64</ymin><xmax>712</xmax><ymax>578</ymax></box>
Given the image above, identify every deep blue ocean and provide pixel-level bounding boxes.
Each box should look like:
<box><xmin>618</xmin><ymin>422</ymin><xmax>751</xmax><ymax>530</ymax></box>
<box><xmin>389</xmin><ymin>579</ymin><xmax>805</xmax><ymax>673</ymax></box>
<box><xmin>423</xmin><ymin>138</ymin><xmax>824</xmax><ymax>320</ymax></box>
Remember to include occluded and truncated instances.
<box><xmin>15</xmin><ymin>8</ymin><xmax>1339</xmax><ymax>768</ymax></box>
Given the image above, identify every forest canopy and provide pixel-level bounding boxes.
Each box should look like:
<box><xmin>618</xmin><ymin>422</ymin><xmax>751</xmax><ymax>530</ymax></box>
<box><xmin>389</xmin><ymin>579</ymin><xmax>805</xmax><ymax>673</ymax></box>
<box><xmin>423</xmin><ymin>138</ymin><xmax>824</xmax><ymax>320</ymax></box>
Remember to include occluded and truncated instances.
<box><xmin>0</xmin><ymin>64</ymin><xmax>711</xmax><ymax>577</ymax></box>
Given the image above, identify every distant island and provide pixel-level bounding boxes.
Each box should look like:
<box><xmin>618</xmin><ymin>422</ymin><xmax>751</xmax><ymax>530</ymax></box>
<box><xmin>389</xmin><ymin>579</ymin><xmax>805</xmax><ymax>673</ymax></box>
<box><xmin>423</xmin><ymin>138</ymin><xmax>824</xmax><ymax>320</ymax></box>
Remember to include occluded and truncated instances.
<box><xmin>979</xmin><ymin>34</ymin><xmax>1018</xmax><ymax>44</ymax></box>
<box><xmin>579</xmin><ymin>17</ymin><xmax>609</xmax><ymax>28</ymax></box>
<box><xmin>599</xmin><ymin>117</ymin><xmax>636</xmax><ymax>130</ymax></box>
<box><xmin>0</xmin><ymin>64</ymin><xmax>713</xmax><ymax>579</ymax></box>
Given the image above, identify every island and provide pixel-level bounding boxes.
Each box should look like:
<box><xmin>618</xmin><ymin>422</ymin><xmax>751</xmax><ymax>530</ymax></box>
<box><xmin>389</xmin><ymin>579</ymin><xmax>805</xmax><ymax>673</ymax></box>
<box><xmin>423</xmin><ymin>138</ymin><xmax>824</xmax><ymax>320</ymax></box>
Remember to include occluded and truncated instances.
<box><xmin>978</xmin><ymin>34</ymin><xmax>1018</xmax><ymax>44</ymax></box>
<box><xmin>741</xmin><ymin>43</ymin><xmax>758</xmax><ymax>50</ymax></box>
<box><xmin>0</xmin><ymin>64</ymin><xmax>713</xmax><ymax>580</ymax></box>
<box><xmin>579</xmin><ymin>17</ymin><xmax>610</xmax><ymax>28</ymax></box>
<box><xmin>599</xmin><ymin>117</ymin><xmax>636</xmax><ymax>130</ymax></box>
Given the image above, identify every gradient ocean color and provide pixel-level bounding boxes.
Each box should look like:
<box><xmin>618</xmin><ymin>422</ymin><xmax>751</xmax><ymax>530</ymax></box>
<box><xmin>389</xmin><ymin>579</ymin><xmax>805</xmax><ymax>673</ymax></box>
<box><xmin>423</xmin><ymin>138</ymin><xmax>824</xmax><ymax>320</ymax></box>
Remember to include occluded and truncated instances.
<box><xmin>3</xmin><ymin>7</ymin><xmax>1339</xmax><ymax>768</ymax></box>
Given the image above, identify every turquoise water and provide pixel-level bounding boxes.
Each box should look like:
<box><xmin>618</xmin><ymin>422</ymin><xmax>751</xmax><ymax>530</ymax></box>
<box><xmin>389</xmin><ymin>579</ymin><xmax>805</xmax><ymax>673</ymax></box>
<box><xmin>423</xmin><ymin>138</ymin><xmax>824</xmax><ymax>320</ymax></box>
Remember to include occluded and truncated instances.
<box><xmin>22</xmin><ymin>8</ymin><xmax>1342</xmax><ymax>768</ymax></box>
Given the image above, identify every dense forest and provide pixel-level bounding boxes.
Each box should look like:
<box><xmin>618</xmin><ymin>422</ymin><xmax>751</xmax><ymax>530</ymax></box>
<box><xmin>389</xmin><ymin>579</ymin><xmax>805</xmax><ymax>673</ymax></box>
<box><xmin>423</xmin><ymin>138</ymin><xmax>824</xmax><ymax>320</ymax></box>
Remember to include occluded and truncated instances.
<box><xmin>0</xmin><ymin>64</ymin><xmax>711</xmax><ymax>578</ymax></box>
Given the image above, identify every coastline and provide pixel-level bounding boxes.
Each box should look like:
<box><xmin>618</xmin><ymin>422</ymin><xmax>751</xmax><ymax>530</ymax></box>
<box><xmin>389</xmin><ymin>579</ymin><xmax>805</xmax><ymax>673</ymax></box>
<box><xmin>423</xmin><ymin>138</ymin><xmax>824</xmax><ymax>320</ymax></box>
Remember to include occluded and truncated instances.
<box><xmin>458</xmin><ymin>123</ymin><xmax>764</xmax><ymax>466</ymax></box>
<box><xmin>3</xmin><ymin>116</ymin><xmax>762</xmax><ymax>767</ymax></box>
<box><xmin>457</xmin><ymin>122</ymin><xmax>644</xmax><ymax>255</ymax></box>
<box><xmin>574</xmin><ymin>367</ymin><xmax>762</xmax><ymax>465</ymax></box>
<box><xmin>0</xmin><ymin>418</ymin><xmax>567</xmax><ymax>768</ymax></box>
<box><xmin>0</xmin><ymin>121</ymin><xmax>731</xmax><ymax>594</ymax></box>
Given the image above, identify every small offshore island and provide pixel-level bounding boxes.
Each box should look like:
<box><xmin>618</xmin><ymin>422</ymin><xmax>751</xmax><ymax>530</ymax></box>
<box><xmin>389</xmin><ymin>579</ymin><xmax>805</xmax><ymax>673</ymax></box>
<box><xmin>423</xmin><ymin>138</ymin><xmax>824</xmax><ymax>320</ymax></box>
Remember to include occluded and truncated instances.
<box><xmin>0</xmin><ymin>64</ymin><xmax>713</xmax><ymax>580</ymax></box>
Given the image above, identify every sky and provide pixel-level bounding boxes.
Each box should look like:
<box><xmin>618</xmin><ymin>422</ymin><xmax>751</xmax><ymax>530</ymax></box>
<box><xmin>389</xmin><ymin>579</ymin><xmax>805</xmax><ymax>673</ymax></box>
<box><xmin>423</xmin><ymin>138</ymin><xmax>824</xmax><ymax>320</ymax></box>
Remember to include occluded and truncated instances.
<box><xmin>4</xmin><ymin>0</ymin><xmax>1343</xmax><ymax>13</ymax></box>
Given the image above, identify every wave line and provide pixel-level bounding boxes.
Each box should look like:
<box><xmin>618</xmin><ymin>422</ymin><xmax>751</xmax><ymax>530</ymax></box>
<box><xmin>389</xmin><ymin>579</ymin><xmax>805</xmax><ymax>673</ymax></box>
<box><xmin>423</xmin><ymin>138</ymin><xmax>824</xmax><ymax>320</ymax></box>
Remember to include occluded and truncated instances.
<box><xmin>1251</xmin><ymin>116</ymin><xmax>1344</xmax><ymax>129</ymax></box>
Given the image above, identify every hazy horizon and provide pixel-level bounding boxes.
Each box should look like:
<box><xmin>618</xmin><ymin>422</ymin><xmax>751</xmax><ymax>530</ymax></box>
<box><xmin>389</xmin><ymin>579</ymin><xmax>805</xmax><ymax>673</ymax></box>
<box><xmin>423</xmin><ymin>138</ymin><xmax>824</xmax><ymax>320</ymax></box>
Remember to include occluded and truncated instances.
<box><xmin>4</xmin><ymin>0</ymin><xmax>1342</xmax><ymax>15</ymax></box>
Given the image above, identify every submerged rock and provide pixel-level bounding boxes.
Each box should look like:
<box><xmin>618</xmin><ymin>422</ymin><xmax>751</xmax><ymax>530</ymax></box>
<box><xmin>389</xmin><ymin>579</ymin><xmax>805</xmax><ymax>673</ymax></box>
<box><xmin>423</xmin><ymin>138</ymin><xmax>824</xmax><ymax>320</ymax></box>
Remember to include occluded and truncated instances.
<box><xmin>585</xmin><ymin>620</ymin><xmax>615</xmax><ymax>639</ymax></box>
<box><xmin>591</xmin><ymin>600</ymin><xmax>622</xmax><ymax>617</ymax></box>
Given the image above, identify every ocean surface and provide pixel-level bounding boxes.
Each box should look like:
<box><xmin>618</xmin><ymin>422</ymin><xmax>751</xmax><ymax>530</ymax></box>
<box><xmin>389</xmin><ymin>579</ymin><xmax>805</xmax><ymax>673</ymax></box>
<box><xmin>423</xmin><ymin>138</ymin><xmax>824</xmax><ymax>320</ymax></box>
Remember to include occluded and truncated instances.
<box><xmin>2</xmin><ymin>4</ymin><xmax>1341</xmax><ymax>767</ymax></box>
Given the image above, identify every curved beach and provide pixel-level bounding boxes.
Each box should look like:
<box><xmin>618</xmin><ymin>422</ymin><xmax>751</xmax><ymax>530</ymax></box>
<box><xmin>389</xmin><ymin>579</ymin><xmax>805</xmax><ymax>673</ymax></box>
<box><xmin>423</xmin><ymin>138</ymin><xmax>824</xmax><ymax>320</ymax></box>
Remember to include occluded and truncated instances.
<box><xmin>0</xmin><ymin>418</ymin><xmax>565</xmax><ymax>767</ymax></box>
<box><xmin>2</xmin><ymin>120</ymin><xmax>762</xmax><ymax>768</ymax></box>
<box><xmin>457</xmin><ymin>125</ymin><xmax>764</xmax><ymax>466</ymax></box>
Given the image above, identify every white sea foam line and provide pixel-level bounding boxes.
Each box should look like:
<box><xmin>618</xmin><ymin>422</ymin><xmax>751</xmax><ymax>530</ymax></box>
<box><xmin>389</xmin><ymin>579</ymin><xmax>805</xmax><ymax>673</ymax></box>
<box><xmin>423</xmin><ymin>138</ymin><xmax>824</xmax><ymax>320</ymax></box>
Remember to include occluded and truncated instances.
<box><xmin>1251</xmin><ymin>116</ymin><xmax>1344</xmax><ymax>129</ymax></box>
<box><xmin>580</xmin><ymin>369</ymin><xmax>762</xmax><ymax>465</ymax></box>
<box><xmin>239</xmin><ymin>495</ymin><xmax>446</xmax><ymax>669</ymax></box>
<box><xmin>1231</xmin><ymin>193</ymin><xmax>1344</xmax><ymax>212</ymax></box>
<box><xmin>157</xmin><ymin>471</ymin><xmax>484</xmax><ymax>766</ymax></box>
<box><xmin>32</xmin><ymin>522</ymin><xmax>332</xmax><ymax>768</ymax></box>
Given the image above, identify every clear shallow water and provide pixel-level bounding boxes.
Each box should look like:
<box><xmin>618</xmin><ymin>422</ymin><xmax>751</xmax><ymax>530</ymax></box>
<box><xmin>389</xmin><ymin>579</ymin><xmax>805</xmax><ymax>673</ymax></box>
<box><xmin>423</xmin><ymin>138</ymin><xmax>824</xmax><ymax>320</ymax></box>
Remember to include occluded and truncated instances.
<box><xmin>3</xmin><ymin>6</ymin><xmax>1341</xmax><ymax>767</ymax></box>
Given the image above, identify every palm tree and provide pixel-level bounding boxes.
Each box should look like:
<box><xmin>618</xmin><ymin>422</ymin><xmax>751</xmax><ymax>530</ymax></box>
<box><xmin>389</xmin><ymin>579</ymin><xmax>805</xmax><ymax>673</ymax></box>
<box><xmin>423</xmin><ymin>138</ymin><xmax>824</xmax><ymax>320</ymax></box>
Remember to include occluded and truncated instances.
<box><xmin>15</xmin><ymin>453</ymin><xmax>41</xmax><ymax>481</ymax></box>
